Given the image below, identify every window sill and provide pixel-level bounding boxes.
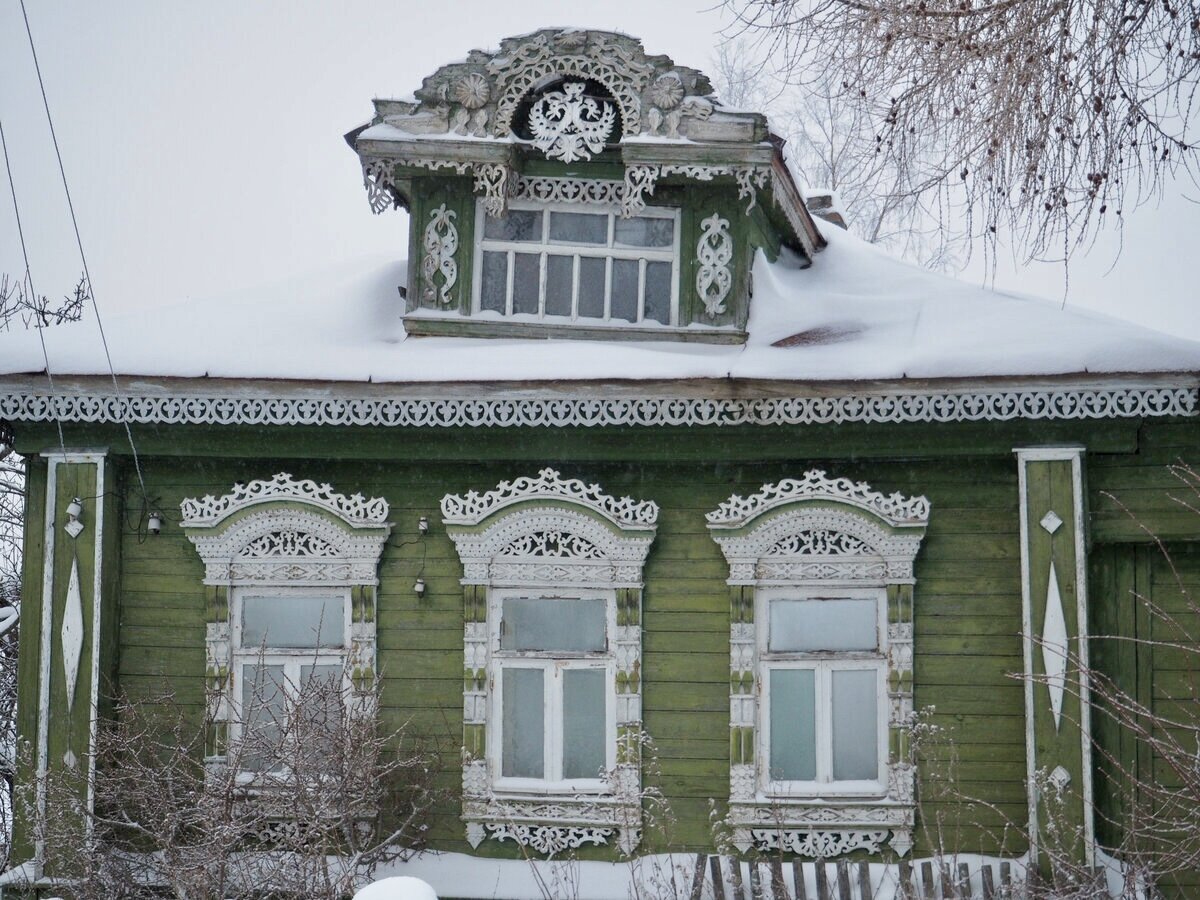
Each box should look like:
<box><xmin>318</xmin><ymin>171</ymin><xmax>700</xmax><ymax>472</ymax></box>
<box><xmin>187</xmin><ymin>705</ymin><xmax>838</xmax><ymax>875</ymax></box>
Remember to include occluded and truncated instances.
<box><xmin>403</xmin><ymin>314</ymin><xmax>747</xmax><ymax>344</ymax></box>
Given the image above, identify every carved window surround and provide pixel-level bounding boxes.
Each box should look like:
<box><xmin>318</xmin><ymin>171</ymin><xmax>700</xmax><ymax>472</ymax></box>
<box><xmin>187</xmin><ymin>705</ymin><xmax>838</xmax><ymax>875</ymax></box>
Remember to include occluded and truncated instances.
<box><xmin>442</xmin><ymin>469</ymin><xmax>658</xmax><ymax>856</ymax></box>
<box><xmin>181</xmin><ymin>473</ymin><xmax>391</xmax><ymax>761</ymax></box>
<box><xmin>707</xmin><ymin>470</ymin><xmax>929</xmax><ymax>858</ymax></box>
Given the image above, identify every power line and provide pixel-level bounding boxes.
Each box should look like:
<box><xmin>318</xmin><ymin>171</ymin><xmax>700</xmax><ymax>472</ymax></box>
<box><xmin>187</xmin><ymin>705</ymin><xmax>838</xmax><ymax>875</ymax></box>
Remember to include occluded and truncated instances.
<box><xmin>0</xmin><ymin>115</ymin><xmax>67</xmax><ymax>460</ymax></box>
<box><xmin>19</xmin><ymin>0</ymin><xmax>149</xmax><ymax>502</ymax></box>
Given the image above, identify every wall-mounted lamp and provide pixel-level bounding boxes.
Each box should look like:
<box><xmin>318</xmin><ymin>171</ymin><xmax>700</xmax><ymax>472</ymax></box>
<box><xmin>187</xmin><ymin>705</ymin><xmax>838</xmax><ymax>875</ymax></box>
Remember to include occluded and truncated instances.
<box><xmin>64</xmin><ymin>497</ymin><xmax>84</xmax><ymax>538</ymax></box>
<box><xmin>417</xmin><ymin>515</ymin><xmax>429</xmax><ymax>535</ymax></box>
<box><xmin>413</xmin><ymin>577</ymin><xmax>426</xmax><ymax>598</ymax></box>
<box><xmin>147</xmin><ymin>512</ymin><xmax>163</xmax><ymax>535</ymax></box>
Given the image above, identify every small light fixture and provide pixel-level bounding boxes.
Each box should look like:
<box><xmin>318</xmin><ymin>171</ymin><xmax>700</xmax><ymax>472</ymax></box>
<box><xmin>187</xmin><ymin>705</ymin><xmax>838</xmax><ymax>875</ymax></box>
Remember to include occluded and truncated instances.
<box><xmin>417</xmin><ymin>515</ymin><xmax>429</xmax><ymax>535</ymax></box>
<box><xmin>66</xmin><ymin>497</ymin><xmax>82</xmax><ymax>520</ymax></box>
<box><xmin>64</xmin><ymin>497</ymin><xmax>84</xmax><ymax>537</ymax></box>
<box><xmin>147</xmin><ymin>512</ymin><xmax>163</xmax><ymax>535</ymax></box>
<box><xmin>413</xmin><ymin>577</ymin><xmax>426</xmax><ymax>597</ymax></box>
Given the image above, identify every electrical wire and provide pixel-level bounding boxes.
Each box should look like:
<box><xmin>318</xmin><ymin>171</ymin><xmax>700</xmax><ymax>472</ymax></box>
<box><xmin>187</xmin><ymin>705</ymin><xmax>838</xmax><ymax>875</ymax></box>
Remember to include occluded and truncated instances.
<box><xmin>19</xmin><ymin>0</ymin><xmax>149</xmax><ymax>501</ymax></box>
<box><xmin>0</xmin><ymin>115</ymin><xmax>67</xmax><ymax>459</ymax></box>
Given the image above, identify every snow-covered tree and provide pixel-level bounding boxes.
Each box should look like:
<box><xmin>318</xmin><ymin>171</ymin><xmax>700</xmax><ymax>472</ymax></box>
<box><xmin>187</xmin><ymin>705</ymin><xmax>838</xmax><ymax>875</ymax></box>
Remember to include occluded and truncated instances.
<box><xmin>725</xmin><ymin>0</ymin><xmax>1200</xmax><ymax>262</ymax></box>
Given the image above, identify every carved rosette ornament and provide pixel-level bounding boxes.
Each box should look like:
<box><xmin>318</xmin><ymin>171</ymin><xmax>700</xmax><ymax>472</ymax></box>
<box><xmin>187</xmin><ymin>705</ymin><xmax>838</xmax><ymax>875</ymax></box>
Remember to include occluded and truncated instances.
<box><xmin>421</xmin><ymin>204</ymin><xmax>459</xmax><ymax>305</ymax></box>
<box><xmin>708</xmin><ymin>471</ymin><xmax>930</xmax><ymax>858</ymax></box>
<box><xmin>696</xmin><ymin>214</ymin><xmax>733</xmax><ymax>319</ymax></box>
<box><xmin>528</xmin><ymin>81</ymin><xmax>616</xmax><ymax>162</ymax></box>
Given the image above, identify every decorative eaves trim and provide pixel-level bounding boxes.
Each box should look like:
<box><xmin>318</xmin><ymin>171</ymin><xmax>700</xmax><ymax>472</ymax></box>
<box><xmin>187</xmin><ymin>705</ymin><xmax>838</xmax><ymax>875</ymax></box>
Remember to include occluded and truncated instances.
<box><xmin>706</xmin><ymin>469</ymin><xmax>931</xmax><ymax>528</ymax></box>
<box><xmin>180</xmin><ymin>472</ymin><xmax>390</xmax><ymax>527</ymax></box>
<box><xmin>0</xmin><ymin>383</ymin><xmax>1194</xmax><ymax>429</ymax></box>
<box><xmin>441</xmin><ymin>467</ymin><xmax>659</xmax><ymax>528</ymax></box>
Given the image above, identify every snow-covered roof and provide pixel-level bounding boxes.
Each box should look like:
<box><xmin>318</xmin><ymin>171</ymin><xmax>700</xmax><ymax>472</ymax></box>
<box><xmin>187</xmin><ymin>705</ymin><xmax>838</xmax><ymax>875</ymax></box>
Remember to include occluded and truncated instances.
<box><xmin>0</xmin><ymin>226</ymin><xmax>1197</xmax><ymax>389</ymax></box>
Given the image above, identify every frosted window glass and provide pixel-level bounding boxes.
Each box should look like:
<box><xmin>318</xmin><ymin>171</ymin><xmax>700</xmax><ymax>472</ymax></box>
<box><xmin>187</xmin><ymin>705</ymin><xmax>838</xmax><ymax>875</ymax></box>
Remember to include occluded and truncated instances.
<box><xmin>241</xmin><ymin>663</ymin><xmax>286</xmax><ymax>771</ymax></box>
<box><xmin>610</xmin><ymin>259</ymin><xmax>639</xmax><ymax>322</ymax></box>
<box><xmin>502</xmin><ymin>668</ymin><xmax>544</xmax><ymax>778</ymax></box>
<box><xmin>546</xmin><ymin>256</ymin><xmax>574</xmax><ymax>316</ymax></box>
<box><xmin>614</xmin><ymin>216</ymin><xmax>674</xmax><ymax>248</ymax></box>
<box><xmin>644</xmin><ymin>261</ymin><xmax>671</xmax><ymax>324</ymax></box>
<box><xmin>242</xmin><ymin>595</ymin><xmax>344</xmax><ymax>649</ymax></box>
<box><xmin>769</xmin><ymin>668</ymin><xmax>816</xmax><ymax>781</ymax></box>
<box><xmin>832</xmin><ymin>669</ymin><xmax>879</xmax><ymax>780</ymax></box>
<box><xmin>578</xmin><ymin>257</ymin><xmax>606</xmax><ymax>318</ymax></box>
<box><xmin>480</xmin><ymin>251</ymin><xmax>507</xmax><ymax>312</ymax></box>
<box><xmin>769</xmin><ymin>598</ymin><xmax>877</xmax><ymax>652</ymax></box>
<box><xmin>562</xmin><ymin>669</ymin><xmax>606</xmax><ymax>779</ymax></box>
<box><xmin>501</xmin><ymin>597</ymin><xmax>605</xmax><ymax>651</ymax></box>
<box><xmin>550</xmin><ymin>212</ymin><xmax>607</xmax><ymax>245</ymax></box>
<box><xmin>512</xmin><ymin>253</ymin><xmax>540</xmax><ymax>315</ymax></box>
<box><xmin>484</xmin><ymin>209</ymin><xmax>541</xmax><ymax>241</ymax></box>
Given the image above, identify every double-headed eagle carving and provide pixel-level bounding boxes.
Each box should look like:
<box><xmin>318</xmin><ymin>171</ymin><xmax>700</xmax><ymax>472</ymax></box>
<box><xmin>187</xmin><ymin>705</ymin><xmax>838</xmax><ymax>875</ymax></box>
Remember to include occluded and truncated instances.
<box><xmin>528</xmin><ymin>81</ymin><xmax>616</xmax><ymax>162</ymax></box>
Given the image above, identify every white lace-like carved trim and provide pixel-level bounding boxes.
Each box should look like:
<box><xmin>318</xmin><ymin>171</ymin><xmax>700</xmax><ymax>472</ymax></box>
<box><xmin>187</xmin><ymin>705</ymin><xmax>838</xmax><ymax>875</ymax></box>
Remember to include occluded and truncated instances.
<box><xmin>442</xmin><ymin>468</ymin><xmax>659</xmax><ymax>527</ymax></box>
<box><xmin>181</xmin><ymin>472</ymin><xmax>389</xmax><ymax>526</ymax></box>
<box><xmin>751</xmin><ymin>829</ymin><xmax>890</xmax><ymax>857</ymax></box>
<box><xmin>707</xmin><ymin>468</ymin><xmax>930</xmax><ymax>527</ymax></box>
<box><xmin>5</xmin><ymin>385</ymin><xmax>1191</xmax><ymax>430</ymax></box>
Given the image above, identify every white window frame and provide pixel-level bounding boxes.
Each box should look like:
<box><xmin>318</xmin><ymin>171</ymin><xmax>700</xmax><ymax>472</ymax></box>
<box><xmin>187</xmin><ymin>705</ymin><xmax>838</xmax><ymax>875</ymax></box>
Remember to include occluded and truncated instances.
<box><xmin>471</xmin><ymin>198</ymin><xmax>682</xmax><ymax>326</ymax></box>
<box><xmin>488</xmin><ymin>588</ymin><xmax>617</xmax><ymax>795</ymax></box>
<box><xmin>706</xmin><ymin>470</ymin><xmax>930</xmax><ymax>857</ymax></box>
<box><xmin>180</xmin><ymin>473</ymin><xmax>391</xmax><ymax>776</ymax></box>
<box><xmin>442</xmin><ymin>468</ymin><xmax>658</xmax><ymax>855</ymax></box>
<box><xmin>758</xmin><ymin>587</ymin><xmax>889</xmax><ymax>799</ymax></box>
<box><xmin>230</xmin><ymin>584</ymin><xmax>352</xmax><ymax>777</ymax></box>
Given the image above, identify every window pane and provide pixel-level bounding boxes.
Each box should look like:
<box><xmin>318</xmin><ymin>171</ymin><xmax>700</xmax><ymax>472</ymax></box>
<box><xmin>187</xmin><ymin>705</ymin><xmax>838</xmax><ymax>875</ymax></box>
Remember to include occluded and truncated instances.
<box><xmin>501</xmin><ymin>597</ymin><xmax>606</xmax><ymax>652</ymax></box>
<box><xmin>512</xmin><ymin>253</ymin><xmax>540</xmax><ymax>315</ymax></box>
<box><xmin>300</xmin><ymin>664</ymin><xmax>343</xmax><ymax>764</ymax></box>
<box><xmin>610</xmin><ymin>259</ymin><xmax>639</xmax><ymax>323</ymax></box>
<box><xmin>644</xmin><ymin>261</ymin><xmax>672</xmax><ymax>325</ymax></box>
<box><xmin>769</xmin><ymin>598</ymin><xmax>877</xmax><ymax>652</ymax></box>
<box><xmin>563</xmin><ymin>669</ymin><xmax>606</xmax><ymax>779</ymax></box>
<box><xmin>242</xmin><ymin>595</ymin><xmax>345</xmax><ymax>649</ymax></box>
<box><xmin>241</xmin><ymin>663</ymin><xmax>286</xmax><ymax>771</ymax></box>
<box><xmin>614</xmin><ymin>215</ymin><xmax>674</xmax><ymax>248</ymax></box>
<box><xmin>549</xmin><ymin>211</ymin><xmax>607</xmax><ymax>245</ymax></box>
<box><xmin>480</xmin><ymin>251</ymin><xmax>508</xmax><ymax>313</ymax></box>
<box><xmin>832</xmin><ymin>669</ymin><xmax>879</xmax><ymax>780</ymax></box>
<box><xmin>770</xmin><ymin>668</ymin><xmax>816</xmax><ymax>781</ymax></box>
<box><xmin>484</xmin><ymin>209</ymin><xmax>542</xmax><ymax>242</ymax></box>
<box><xmin>502</xmin><ymin>667</ymin><xmax>544</xmax><ymax>778</ymax></box>
<box><xmin>545</xmin><ymin>256</ymin><xmax>574</xmax><ymax>317</ymax></box>
<box><xmin>578</xmin><ymin>257</ymin><xmax>606</xmax><ymax>318</ymax></box>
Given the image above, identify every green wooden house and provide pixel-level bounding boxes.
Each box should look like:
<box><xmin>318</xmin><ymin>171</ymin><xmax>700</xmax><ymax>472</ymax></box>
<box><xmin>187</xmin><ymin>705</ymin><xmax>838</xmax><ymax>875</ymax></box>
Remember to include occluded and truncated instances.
<box><xmin>1</xmin><ymin>27</ymin><xmax>1199</xmax><ymax>899</ymax></box>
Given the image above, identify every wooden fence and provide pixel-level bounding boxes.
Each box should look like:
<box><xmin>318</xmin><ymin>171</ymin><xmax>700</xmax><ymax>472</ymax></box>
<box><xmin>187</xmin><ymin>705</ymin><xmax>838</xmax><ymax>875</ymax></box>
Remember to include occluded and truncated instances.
<box><xmin>685</xmin><ymin>855</ymin><xmax>1021</xmax><ymax>900</ymax></box>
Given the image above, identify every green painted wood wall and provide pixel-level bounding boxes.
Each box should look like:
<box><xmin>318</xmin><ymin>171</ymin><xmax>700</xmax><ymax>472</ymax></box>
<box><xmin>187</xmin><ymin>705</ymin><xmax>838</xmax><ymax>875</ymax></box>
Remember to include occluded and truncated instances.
<box><xmin>11</xmin><ymin>414</ymin><xmax>1200</xmax><ymax>873</ymax></box>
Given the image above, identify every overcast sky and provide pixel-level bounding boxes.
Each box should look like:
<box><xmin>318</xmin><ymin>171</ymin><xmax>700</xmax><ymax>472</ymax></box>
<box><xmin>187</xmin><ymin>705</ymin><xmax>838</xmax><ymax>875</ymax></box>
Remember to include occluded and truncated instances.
<box><xmin>1</xmin><ymin>1</ymin><xmax>1197</xmax><ymax>342</ymax></box>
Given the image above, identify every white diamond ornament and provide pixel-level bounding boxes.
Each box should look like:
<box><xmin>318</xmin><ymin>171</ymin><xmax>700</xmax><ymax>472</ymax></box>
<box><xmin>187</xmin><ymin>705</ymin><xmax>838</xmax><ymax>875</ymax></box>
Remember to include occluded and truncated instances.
<box><xmin>1040</xmin><ymin>510</ymin><xmax>1063</xmax><ymax>534</ymax></box>
<box><xmin>1041</xmin><ymin>560</ymin><xmax>1069</xmax><ymax>731</ymax></box>
<box><xmin>61</xmin><ymin>554</ymin><xmax>85</xmax><ymax>715</ymax></box>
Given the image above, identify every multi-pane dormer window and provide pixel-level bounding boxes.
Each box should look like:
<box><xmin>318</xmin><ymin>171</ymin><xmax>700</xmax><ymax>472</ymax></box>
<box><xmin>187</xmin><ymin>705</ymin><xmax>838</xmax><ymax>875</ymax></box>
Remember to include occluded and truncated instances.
<box><xmin>475</xmin><ymin>202</ymin><xmax>680</xmax><ymax>326</ymax></box>
<box><xmin>352</xmin><ymin>27</ymin><xmax>826</xmax><ymax>343</ymax></box>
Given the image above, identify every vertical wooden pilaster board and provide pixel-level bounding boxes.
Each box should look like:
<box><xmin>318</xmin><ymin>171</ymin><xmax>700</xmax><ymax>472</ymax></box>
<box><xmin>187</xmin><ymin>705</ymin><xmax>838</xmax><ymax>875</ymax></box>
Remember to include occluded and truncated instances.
<box><xmin>461</xmin><ymin>582</ymin><xmax>487</xmax><ymax>759</ymax></box>
<box><xmin>204</xmin><ymin>584</ymin><xmax>230</xmax><ymax>759</ymax></box>
<box><xmin>729</xmin><ymin>583</ymin><xmax>756</xmax><ymax>796</ymax></box>
<box><xmin>1016</xmin><ymin>447</ymin><xmax>1095</xmax><ymax>871</ymax></box>
<box><xmin>414</xmin><ymin>176</ymin><xmax>473</xmax><ymax>314</ymax></box>
<box><xmin>10</xmin><ymin>455</ymin><xmax>46</xmax><ymax>864</ymax></box>
<box><xmin>35</xmin><ymin>450</ymin><xmax>109</xmax><ymax>873</ymax></box>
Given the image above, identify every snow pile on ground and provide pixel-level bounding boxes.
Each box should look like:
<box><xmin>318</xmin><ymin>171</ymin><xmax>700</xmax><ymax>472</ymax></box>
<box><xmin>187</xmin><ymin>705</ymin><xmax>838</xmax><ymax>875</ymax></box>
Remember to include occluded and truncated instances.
<box><xmin>354</xmin><ymin>875</ymin><xmax>439</xmax><ymax>900</ymax></box>
<box><xmin>1</xmin><ymin>227</ymin><xmax>1198</xmax><ymax>384</ymax></box>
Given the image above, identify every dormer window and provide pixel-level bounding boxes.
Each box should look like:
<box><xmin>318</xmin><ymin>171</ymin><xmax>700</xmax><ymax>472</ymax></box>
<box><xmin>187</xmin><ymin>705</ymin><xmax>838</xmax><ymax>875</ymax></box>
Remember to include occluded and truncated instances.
<box><xmin>350</xmin><ymin>27</ymin><xmax>826</xmax><ymax>344</ymax></box>
<box><xmin>476</xmin><ymin>201</ymin><xmax>679</xmax><ymax>326</ymax></box>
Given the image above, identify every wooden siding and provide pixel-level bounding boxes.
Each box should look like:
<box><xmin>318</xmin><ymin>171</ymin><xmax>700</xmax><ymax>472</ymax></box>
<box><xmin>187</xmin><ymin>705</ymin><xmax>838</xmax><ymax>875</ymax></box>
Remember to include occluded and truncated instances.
<box><xmin>11</xmin><ymin>414</ymin><xmax>1196</xmax><ymax>870</ymax></box>
<box><xmin>108</xmin><ymin>452</ymin><xmax>1029</xmax><ymax>859</ymax></box>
